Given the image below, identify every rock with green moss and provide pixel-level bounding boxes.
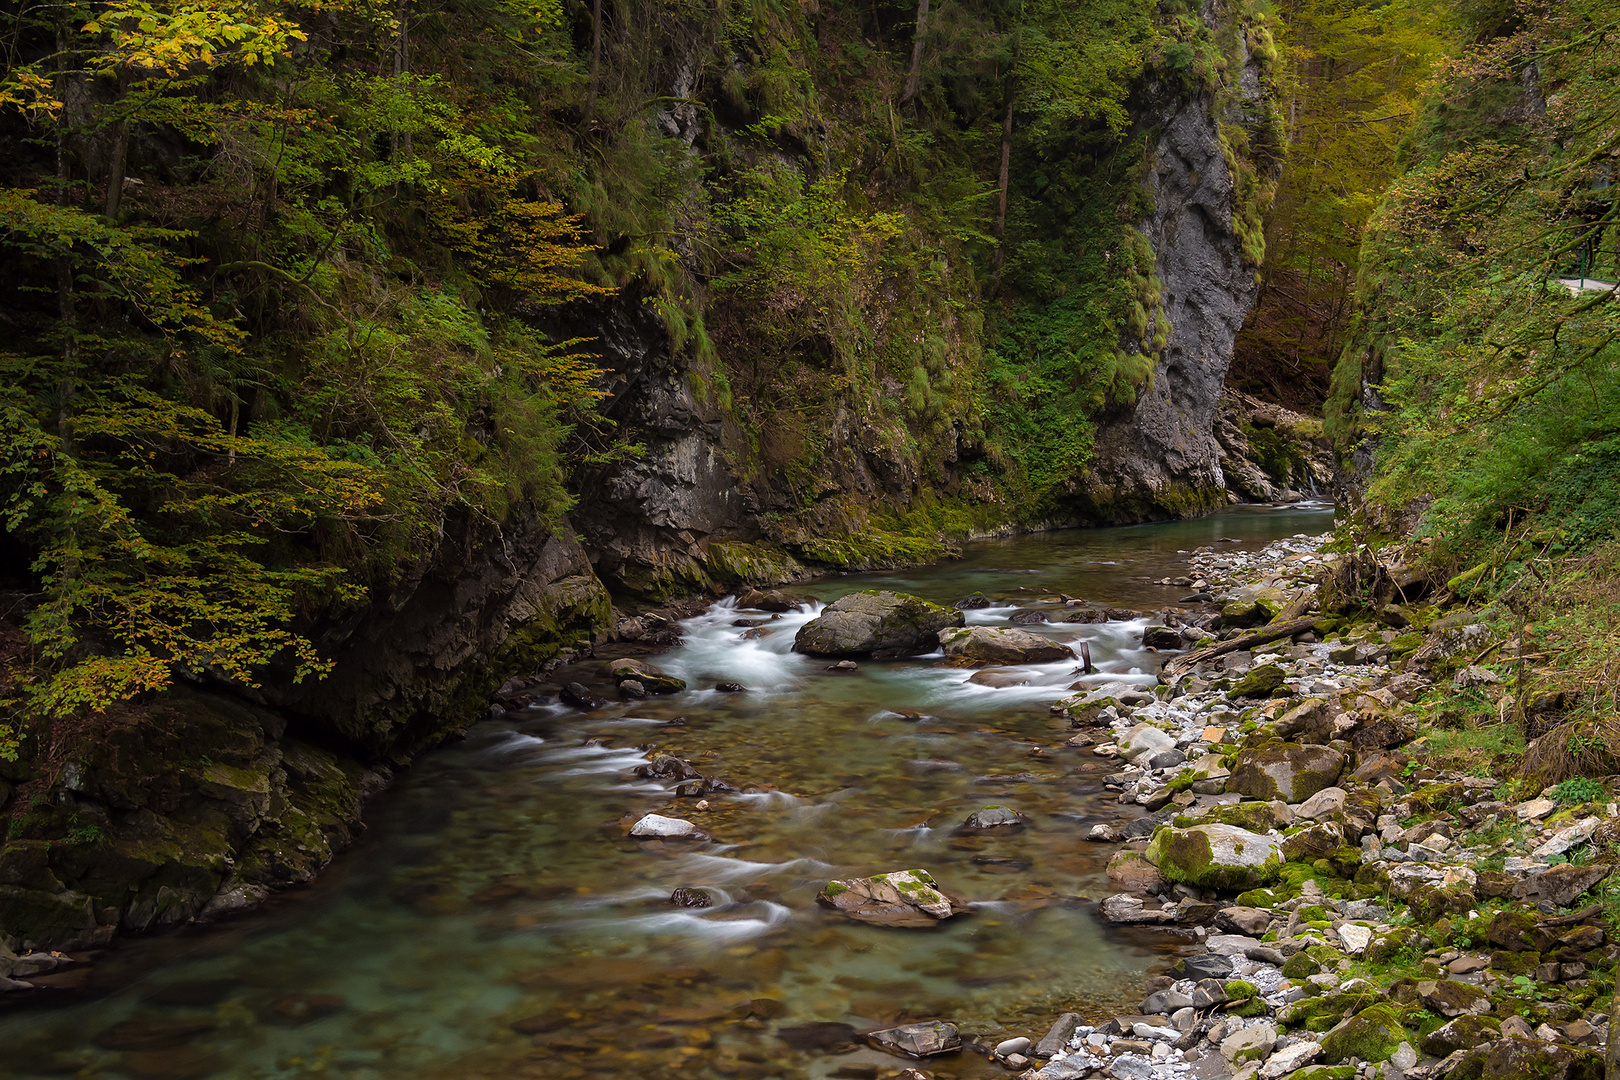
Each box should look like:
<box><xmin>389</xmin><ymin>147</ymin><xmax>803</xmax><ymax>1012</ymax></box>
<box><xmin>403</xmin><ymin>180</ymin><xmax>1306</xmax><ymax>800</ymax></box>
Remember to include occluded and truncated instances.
<box><xmin>1320</xmin><ymin>1003</ymin><xmax>1409</xmax><ymax>1064</ymax></box>
<box><xmin>1479</xmin><ymin>1036</ymin><xmax>1604</xmax><ymax>1080</ymax></box>
<box><xmin>1229</xmin><ymin>743</ymin><xmax>1346</xmax><ymax>803</ymax></box>
<box><xmin>1417</xmin><ymin>979</ymin><xmax>1491</xmax><ymax>1018</ymax></box>
<box><xmin>937</xmin><ymin>626</ymin><xmax>1075</xmax><ymax>664</ymax></box>
<box><xmin>815</xmin><ymin>869</ymin><xmax>963</xmax><ymax>927</ymax></box>
<box><xmin>1281</xmin><ymin>821</ymin><xmax>1345</xmax><ymax>863</ymax></box>
<box><xmin>1231</xmin><ymin>664</ymin><xmax>1288</xmax><ymax>698</ymax></box>
<box><xmin>1144</xmin><ymin>822</ymin><xmax>1283</xmax><ymax>891</ymax></box>
<box><xmin>793</xmin><ymin>591</ymin><xmax>964</xmax><ymax>657</ymax></box>
<box><xmin>602</xmin><ymin>657</ymin><xmax>687</xmax><ymax>693</ymax></box>
<box><xmin>1179</xmin><ymin>800</ymin><xmax>1293</xmax><ymax>833</ymax></box>
<box><xmin>1422</xmin><ymin>1016</ymin><xmax>1500</xmax><ymax>1057</ymax></box>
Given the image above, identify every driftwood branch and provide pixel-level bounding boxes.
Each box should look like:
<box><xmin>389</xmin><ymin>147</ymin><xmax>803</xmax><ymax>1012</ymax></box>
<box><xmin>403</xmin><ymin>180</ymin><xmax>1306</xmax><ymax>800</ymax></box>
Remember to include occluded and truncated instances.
<box><xmin>1539</xmin><ymin>903</ymin><xmax>1602</xmax><ymax>927</ymax></box>
<box><xmin>1159</xmin><ymin>615</ymin><xmax>1325</xmax><ymax>684</ymax></box>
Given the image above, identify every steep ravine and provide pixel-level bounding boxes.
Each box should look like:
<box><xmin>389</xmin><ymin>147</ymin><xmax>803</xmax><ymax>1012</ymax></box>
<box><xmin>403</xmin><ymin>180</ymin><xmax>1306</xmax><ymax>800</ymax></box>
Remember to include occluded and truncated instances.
<box><xmin>0</xmin><ymin>36</ymin><xmax>1309</xmax><ymax>959</ymax></box>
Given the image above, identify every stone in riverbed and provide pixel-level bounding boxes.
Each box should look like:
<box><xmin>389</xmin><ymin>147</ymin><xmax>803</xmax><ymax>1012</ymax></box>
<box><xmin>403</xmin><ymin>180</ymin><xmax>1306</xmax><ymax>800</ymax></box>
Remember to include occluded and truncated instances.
<box><xmin>1228</xmin><ymin>743</ymin><xmax>1346</xmax><ymax>803</ymax></box>
<box><xmin>1034</xmin><ymin>1012</ymin><xmax>1083</xmax><ymax>1057</ymax></box>
<box><xmin>1144</xmin><ymin>823</ymin><xmax>1284</xmax><ymax>891</ymax></box>
<box><xmin>938</xmin><ymin>626</ymin><xmax>1075</xmax><ymax>664</ymax></box>
<box><xmin>558</xmin><ymin>682</ymin><xmax>604</xmax><ymax>709</ymax></box>
<box><xmin>1220</xmin><ymin>1023</ymin><xmax>1276</xmax><ymax>1063</ymax></box>
<box><xmin>1418</xmin><ymin>979</ymin><xmax>1491</xmax><ymax>1018</ymax></box>
<box><xmin>628</xmin><ymin>814</ymin><xmax>708</xmax><ymax>840</ymax></box>
<box><xmin>866</xmin><ymin>1020</ymin><xmax>961</xmax><ymax>1057</ymax></box>
<box><xmin>1099</xmin><ymin>894</ymin><xmax>1172</xmax><ymax>925</ymax></box>
<box><xmin>1215</xmin><ymin>906</ymin><xmax>1272</xmax><ymax>936</ymax></box>
<box><xmin>1107</xmin><ymin>851</ymin><xmax>1167</xmax><ymax>894</ymax></box>
<box><xmin>960</xmin><ymin>806</ymin><xmax>1028</xmax><ymax>831</ymax></box>
<box><xmin>669</xmin><ymin>887</ymin><xmax>713</xmax><ymax>908</ymax></box>
<box><xmin>1513</xmin><ymin>862</ymin><xmax>1612</xmax><ymax>907</ymax></box>
<box><xmin>793</xmin><ymin>591</ymin><xmax>964</xmax><ymax>657</ymax></box>
<box><xmin>1295</xmin><ymin>786</ymin><xmax>1347</xmax><ymax>820</ymax></box>
<box><xmin>1119</xmin><ymin>723</ymin><xmax>1177</xmax><ymax>764</ymax></box>
<box><xmin>601</xmin><ymin>657</ymin><xmax>687</xmax><ymax>693</ymax></box>
<box><xmin>1320</xmin><ymin>1003</ymin><xmax>1408</xmax><ymax>1063</ymax></box>
<box><xmin>816</xmin><ymin>869</ymin><xmax>963</xmax><ymax>927</ymax></box>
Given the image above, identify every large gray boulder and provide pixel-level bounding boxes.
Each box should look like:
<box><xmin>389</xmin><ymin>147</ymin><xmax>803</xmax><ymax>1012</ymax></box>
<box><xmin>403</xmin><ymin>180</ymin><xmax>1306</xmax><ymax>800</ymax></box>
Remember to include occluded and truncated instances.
<box><xmin>938</xmin><ymin>626</ymin><xmax>1075</xmax><ymax>664</ymax></box>
<box><xmin>794</xmin><ymin>591</ymin><xmax>963</xmax><ymax>657</ymax></box>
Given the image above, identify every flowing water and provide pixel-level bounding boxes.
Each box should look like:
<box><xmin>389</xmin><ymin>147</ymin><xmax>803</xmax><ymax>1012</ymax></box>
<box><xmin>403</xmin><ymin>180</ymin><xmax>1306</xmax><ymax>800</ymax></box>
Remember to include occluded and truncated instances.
<box><xmin>1</xmin><ymin>504</ymin><xmax>1332</xmax><ymax>1080</ymax></box>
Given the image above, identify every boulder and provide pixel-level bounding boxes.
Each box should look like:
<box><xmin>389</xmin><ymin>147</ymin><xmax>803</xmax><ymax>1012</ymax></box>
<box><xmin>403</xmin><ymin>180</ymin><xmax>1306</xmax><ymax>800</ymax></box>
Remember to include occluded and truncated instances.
<box><xmin>1513</xmin><ymin>863</ymin><xmax>1611</xmax><ymax>907</ymax></box>
<box><xmin>1259</xmin><ymin>1041</ymin><xmax>1321</xmax><ymax>1079</ymax></box>
<box><xmin>628</xmin><ymin>814</ymin><xmax>708</xmax><ymax>840</ymax></box>
<box><xmin>1215</xmin><ymin>906</ymin><xmax>1272</xmax><ymax>936</ymax></box>
<box><xmin>1480</xmin><ymin>1037</ymin><xmax>1604</xmax><ymax>1080</ymax></box>
<box><xmin>1230</xmin><ymin>664</ymin><xmax>1287</xmax><ymax>698</ymax></box>
<box><xmin>1220</xmin><ymin>1023</ymin><xmax>1277</xmax><ymax>1063</ymax></box>
<box><xmin>794</xmin><ymin>591</ymin><xmax>964</xmax><ymax>656</ymax></box>
<box><xmin>816</xmin><ymin>869</ymin><xmax>963</xmax><ymax>927</ymax></box>
<box><xmin>1422</xmin><ymin>1017</ymin><xmax>1501</xmax><ymax>1057</ymax></box>
<box><xmin>601</xmin><ymin>658</ymin><xmax>686</xmax><ymax>693</ymax></box>
<box><xmin>1099</xmin><ymin>894</ymin><xmax>1173</xmax><ymax>925</ymax></box>
<box><xmin>866</xmin><ymin>1020</ymin><xmax>961</xmax><ymax>1058</ymax></box>
<box><xmin>1296</xmin><ymin>787</ymin><xmax>1348</xmax><ymax>820</ymax></box>
<box><xmin>1034</xmin><ymin>1013</ymin><xmax>1084</xmax><ymax>1058</ymax></box>
<box><xmin>1229</xmin><ymin>743</ymin><xmax>1346</xmax><ymax>803</ymax></box>
<box><xmin>1142</xmin><ymin>625</ymin><xmax>1184</xmax><ymax>649</ymax></box>
<box><xmin>1320</xmin><ymin>1003</ymin><xmax>1408</xmax><ymax>1064</ymax></box>
<box><xmin>1418</xmin><ymin>979</ymin><xmax>1491</xmax><ymax>1018</ymax></box>
<box><xmin>960</xmin><ymin>806</ymin><xmax>1027</xmax><ymax>831</ymax></box>
<box><xmin>1119</xmin><ymin>724</ymin><xmax>1177</xmax><ymax>764</ymax></box>
<box><xmin>1280</xmin><ymin>820</ymin><xmax>1346</xmax><ymax>863</ymax></box>
<box><xmin>938</xmin><ymin>626</ymin><xmax>1075</xmax><ymax>664</ymax></box>
<box><xmin>1144</xmin><ymin>823</ymin><xmax>1284</xmax><ymax>891</ymax></box>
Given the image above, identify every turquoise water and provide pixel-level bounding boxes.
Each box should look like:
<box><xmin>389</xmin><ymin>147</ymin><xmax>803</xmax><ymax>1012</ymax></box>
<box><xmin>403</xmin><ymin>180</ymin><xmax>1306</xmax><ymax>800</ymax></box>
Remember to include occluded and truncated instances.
<box><xmin>0</xmin><ymin>504</ymin><xmax>1332</xmax><ymax>1080</ymax></box>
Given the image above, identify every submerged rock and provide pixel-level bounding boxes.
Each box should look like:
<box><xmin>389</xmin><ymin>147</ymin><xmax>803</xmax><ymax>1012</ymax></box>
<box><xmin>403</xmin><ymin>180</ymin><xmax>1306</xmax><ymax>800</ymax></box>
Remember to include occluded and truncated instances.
<box><xmin>816</xmin><ymin>869</ymin><xmax>963</xmax><ymax>927</ymax></box>
<box><xmin>669</xmin><ymin>887</ymin><xmax>713</xmax><ymax>908</ymax></box>
<box><xmin>938</xmin><ymin>626</ymin><xmax>1075</xmax><ymax>664</ymax></box>
<box><xmin>866</xmin><ymin>1020</ymin><xmax>961</xmax><ymax>1058</ymax></box>
<box><xmin>793</xmin><ymin>591</ymin><xmax>964</xmax><ymax>657</ymax></box>
<box><xmin>628</xmin><ymin>814</ymin><xmax>708</xmax><ymax>840</ymax></box>
<box><xmin>960</xmin><ymin>806</ymin><xmax>1028</xmax><ymax>831</ymax></box>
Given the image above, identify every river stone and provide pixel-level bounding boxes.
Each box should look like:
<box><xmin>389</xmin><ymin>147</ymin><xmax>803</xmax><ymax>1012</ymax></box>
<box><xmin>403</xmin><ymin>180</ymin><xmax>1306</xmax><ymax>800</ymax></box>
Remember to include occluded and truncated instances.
<box><xmin>1514</xmin><ymin>862</ymin><xmax>1611</xmax><ymax>906</ymax></box>
<box><xmin>1321</xmin><ymin>1003</ymin><xmax>1408</xmax><ymax>1063</ymax></box>
<box><xmin>938</xmin><ymin>626</ymin><xmax>1075</xmax><ymax>664</ymax></box>
<box><xmin>793</xmin><ymin>591</ymin><xmax>964</xmax><ymax>656</ymax></box>
<box><xmin>1259</xmin><ymin>1040</ymin><xmax>1322</xmax><ymax>1079</ymax></box>
<box><xmin>816</xmin><ymin>869</ymin><xmax>961</xmax><ymax>927</ymax></box>
<box><xmin>1215</xmin><ymin>906</ymin><xmax>1271</xmax><ymax>936</ymax></box>
<box><xmin>1280</xmin><ymin>820</ymin><xmax>1346</xmax><ymax>863</ymax></box>
<box><xmin>1230</xmin><ymin>664</ymin><xmax>1287</xmax><ymax>698</ymax></box>
<box><xmin>961</xmin><ymin>806</ymin><xmax>1028</xmax><ymax>830</ymax></box>
<box><xmin>628</xmin><ymin>813</ymin><xmax>708</xmax><ymax>840</ymax></box>
<box><xmin>1099</xmin><ymin>894</ymin><xmax>1172</xmax><ymax>924</ymax></box>
<box><xmin>1296</xmin><ymin>786</ymin><xmax>1347</xmax><ymax>820</ymax></box>
<box><xmin>669</xmin><ymin>887</ymin><xmax>713</xmax><ymax>908</ymax></box>
<box><xmin>866</xmin><ymin>1020</ymin><xmax>961</xmax><ymax>1057</ymax></box>
<box><xmin>1418</xmin><ymin>979</ymin><xmax>1491</xmax><ymax>1018</ymax></box>
<box><xmin>1480</xmin><ymin>1037</ymin><xmax>1604</xmax><ymax>1080</ymax></box>
<box><xmin>602</xmin><ymin>657</ymin><xmax>686</xmax><ymax>693</ymax></box>
<box><xmin>1221</xmin><ymin>1023</ymin><xmax>1277</xmax><ymax>1063</ymax></box>
<box><xmin>1422</xmin><ymin>1017</ymin><xmax>1501</xmax><ymax>1056</ymax></box>
<box><xmin>1177</xmin><ymin>953</ymin><xmax>1235</xmax><ymax>980</ymax></box>
<box><xmin>1144</xmin><ymin>823</ymin><xmax>1283</xmax><ymax>891</ymax></box>
<box><xmin>1142</xmin><ymin>625</ymin><xmax>1183</xmax><ymax>649</ymax></box>
<box><xmin>1107</xmin><ymin>850</ymin><xmax>1167</xmax><ymax>893</ymax></box>
<box><xmin>1120</xmin><ymin>723</ymin><xmax>1177</xmax><ymax>764</ymax></box>
<box><xmin>1229</xmin><ymin>743</ymin><xmax>1346</xmax><ymax>803</ymax></box>
<box><xmin>1034</xmin><ymin>1013</ymin><xmax>1083</xmax><ymax>1058</ymax></box>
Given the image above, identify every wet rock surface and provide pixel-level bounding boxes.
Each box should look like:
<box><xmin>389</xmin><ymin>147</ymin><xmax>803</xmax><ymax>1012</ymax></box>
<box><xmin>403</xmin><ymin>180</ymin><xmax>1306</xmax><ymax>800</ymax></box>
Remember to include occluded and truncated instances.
<box><xmin>793</xmin><ymin>591</ymin><xmax>965</xmax><ymax>657</ymax></box>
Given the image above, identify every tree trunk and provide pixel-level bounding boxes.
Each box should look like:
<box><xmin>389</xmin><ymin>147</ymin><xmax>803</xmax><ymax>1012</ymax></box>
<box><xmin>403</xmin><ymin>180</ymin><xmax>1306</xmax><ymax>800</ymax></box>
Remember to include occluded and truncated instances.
<box><xmin>898</xmin><ymin>0</ymin><xmax>931</xmax><ymax>105</ymax></box>
<box><xmin>584</xmin><ymin>0</ymin><xmax>603</xmax><ymax>127</ymax></box>
<box><xmin>989</xmin><ymin>91</ymin><xmax>1014</xmax><ymax>280</ymax></box>
<box><xmin>103</xmin><ymin>69</ymin><xmax>132</xmax><ymax>222</ymax></box>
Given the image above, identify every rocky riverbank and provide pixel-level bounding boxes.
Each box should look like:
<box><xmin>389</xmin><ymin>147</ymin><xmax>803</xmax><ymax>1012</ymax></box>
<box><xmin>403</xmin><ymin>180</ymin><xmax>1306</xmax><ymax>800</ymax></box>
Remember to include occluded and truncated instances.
<box><xmin>996</xmin><ymin>535</ymin><xmax>1615</xmax><ymax>1080</ymax></box>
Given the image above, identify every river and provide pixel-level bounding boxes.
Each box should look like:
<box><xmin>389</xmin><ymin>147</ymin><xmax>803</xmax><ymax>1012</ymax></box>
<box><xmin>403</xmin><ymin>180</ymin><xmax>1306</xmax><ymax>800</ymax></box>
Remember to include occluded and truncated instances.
<box><xmin>1</xmin><ymin>504</ymin><xmax>1333</xmax><ymax>1080</ymax></box>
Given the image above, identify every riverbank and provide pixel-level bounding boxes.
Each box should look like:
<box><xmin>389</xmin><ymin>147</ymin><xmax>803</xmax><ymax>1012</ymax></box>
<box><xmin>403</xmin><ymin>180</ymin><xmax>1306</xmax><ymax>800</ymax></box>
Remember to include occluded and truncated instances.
<box><xmin>1007</xmin><ymin>535</ymin><xmax>1615</xmax><ymax>1080</ymax></box>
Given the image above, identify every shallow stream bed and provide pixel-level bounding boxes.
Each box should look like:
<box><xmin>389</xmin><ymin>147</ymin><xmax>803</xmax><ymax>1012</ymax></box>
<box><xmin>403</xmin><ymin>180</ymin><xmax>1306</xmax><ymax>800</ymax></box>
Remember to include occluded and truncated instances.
<box><xmin>1</xmin><ymin>504</ymin><xmax>1332</xmax><ymax>1080</ymax></box>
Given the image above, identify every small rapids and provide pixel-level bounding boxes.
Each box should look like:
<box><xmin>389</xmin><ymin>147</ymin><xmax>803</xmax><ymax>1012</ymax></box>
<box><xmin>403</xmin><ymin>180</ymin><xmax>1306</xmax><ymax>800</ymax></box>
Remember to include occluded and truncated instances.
<box><xmin>0</xmin><ymin>503</ymin><xmax>1331</xmax><ymax>1080</ymax></box>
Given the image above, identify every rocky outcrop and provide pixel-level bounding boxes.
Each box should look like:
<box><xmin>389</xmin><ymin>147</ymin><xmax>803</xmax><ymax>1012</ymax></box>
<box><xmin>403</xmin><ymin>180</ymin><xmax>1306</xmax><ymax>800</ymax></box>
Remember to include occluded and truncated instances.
<box><xmin>0</xmin><ymin>506</ymin><xmax>614</xmax><ymax>952</ymax></box>
<box><xmin>1079</xmin><ymin>14</ymin><xmax>1283</xmax><ymax>522</ymax></box>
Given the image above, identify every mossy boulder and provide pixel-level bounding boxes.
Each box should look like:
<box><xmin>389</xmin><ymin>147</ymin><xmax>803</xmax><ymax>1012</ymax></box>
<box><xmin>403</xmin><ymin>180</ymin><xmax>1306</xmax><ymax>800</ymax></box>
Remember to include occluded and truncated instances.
<box><xmin>602</xmin><ymin>657</ymin><xmax>687</xmax><ymax>693</ymax></box>
<box><xmin>1422</xmin><ymin>1016</ymin><xmax>1500</xmax><ymax>1057</ymax></box>
<box><xmin>1229</xmin><ymin>743</ymin><xmax>1347</xmax><ymax>803</ymax></box>
<box><xmin>793</xmin><ymin>591</ymin><xmax>964</xmax><ymax>657</ymax></box>
<box><xmin>1281</xmin><ymin>821</ymin><xmax>1345</xmax><ymax>863</ymax></box>
<box><xmin>1320</xmin><ymin>1003</ymin><xmax>1409</xmax><ymax>1064</ymax></box>
<box><xmin>1178</xmin><ymin>800</ymin><xmax>1292</xmax><ymax>833</ymax></box>
<box><xmin>1480</xmin><ymin>1037</ymin><xmax>1603</xmax><ymax>1080</ymax></box>
<box><xmin>1144</xmin><ymin>822</ymin><xmax>1283</xmax><ymax>891</ymax></box>
<box><xmin>815</xmin><ymin>868</ymin><xmax>963</xmax><ymax>927</ymax></box>
<box><xmin>1417</xmin><ymin>979</ymin><xmax>1491</xmax><ymax>1018</ymax></box>
<box><xmin>937</xmin><ymin>626</ymin><xmax>1075</xmax><ymax>664</ymax></box>
<box><xmin>1231</xmin><ymin>664</ymin><xmax>1287</xmax><ymax>698</ymax></box>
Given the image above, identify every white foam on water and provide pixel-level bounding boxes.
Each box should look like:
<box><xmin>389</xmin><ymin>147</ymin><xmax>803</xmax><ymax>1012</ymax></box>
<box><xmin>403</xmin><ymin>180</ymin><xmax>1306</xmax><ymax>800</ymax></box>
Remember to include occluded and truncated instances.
<box><xmin>677</xmin><ymin>853</ymin><xmax>835</xmax><ymax>883</ymax></box>
<box><xmin>622</xmin><ymin>900</ymin><xmax>792</xmax><ymax>942</ymax></box>
<box><xmin>655</xmin><ymin>598</ymin><xmax>824</xmax><ymax>691</ymax></box>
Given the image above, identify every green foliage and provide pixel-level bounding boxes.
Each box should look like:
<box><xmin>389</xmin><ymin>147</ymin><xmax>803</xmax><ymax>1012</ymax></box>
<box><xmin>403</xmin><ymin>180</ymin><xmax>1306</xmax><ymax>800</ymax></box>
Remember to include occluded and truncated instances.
<box><xmin>1552</xmin><ymin>777</ymin><xmax>1606</xmax><ymax>805</ymax></box>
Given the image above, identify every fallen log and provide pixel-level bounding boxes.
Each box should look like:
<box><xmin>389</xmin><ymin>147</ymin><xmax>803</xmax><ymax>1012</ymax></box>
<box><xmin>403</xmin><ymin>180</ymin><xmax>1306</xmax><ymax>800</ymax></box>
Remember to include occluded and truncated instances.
<box><xmin>1159</xmin><ymin>615</ymin><xmax>1325</xmax><ymax>684</ymax></box>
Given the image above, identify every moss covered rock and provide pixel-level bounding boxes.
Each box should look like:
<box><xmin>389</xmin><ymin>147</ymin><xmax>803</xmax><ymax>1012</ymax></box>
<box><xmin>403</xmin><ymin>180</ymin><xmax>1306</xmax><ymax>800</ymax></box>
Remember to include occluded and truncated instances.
<box><xmin>1320</xmin><ymin>1003</ymin><xmax>1409</xmax><ymax>1064</ymax></box>
<box><xmin>1229</xmin><ymin>742</ymin><xmax>1347</xmax><ymax>803</ymax></box>
<box><xmin>938</xmin><ymin>626</ymin><xmax>1075</xmax><ymax>664</ymax></box>
<box><xmin>1231</xmin><ymin>664</ymin><xmax>1287</xmax><ymax>698</ymax></box>
<box><xmin>1144</xmin><ymin>822</ymin><xmax>1283</xmax><ymax>891</ymax></box>
<box><xmin>793</xmin><ymin>590</ymin><xmax>964</xmax><ymax>657</ymax></box>
<box><xmin>1178</xmin><ymin>800</ymin><xmax>1293</xmax><ymax>833</ymax></box>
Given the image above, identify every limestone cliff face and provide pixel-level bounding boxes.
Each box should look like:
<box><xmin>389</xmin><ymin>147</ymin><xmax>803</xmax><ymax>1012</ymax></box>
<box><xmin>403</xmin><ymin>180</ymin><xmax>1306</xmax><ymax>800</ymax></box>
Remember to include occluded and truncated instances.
<box><xmin>1081</xmin><ymin>14</ymin><xmax>1280</xmax><ymax>522</ymax></box>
